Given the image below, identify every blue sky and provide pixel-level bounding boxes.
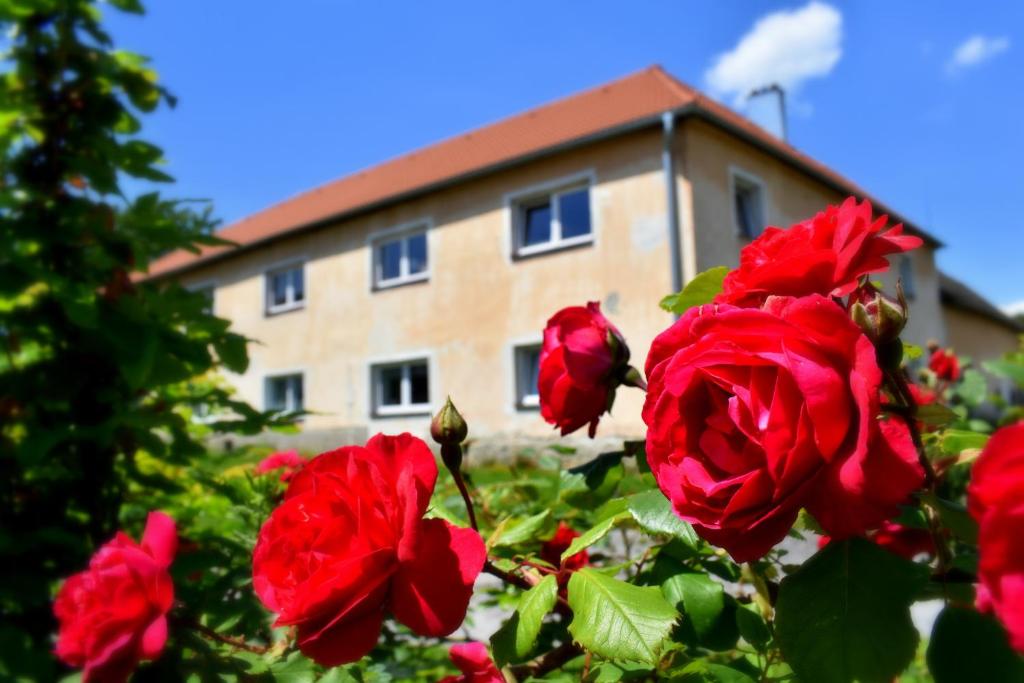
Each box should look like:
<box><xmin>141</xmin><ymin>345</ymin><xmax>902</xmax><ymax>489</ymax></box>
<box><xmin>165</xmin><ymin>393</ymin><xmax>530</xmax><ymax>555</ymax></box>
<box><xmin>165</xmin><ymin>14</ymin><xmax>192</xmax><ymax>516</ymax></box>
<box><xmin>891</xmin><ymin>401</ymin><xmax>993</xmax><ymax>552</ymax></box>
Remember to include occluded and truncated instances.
<box><xmin>106</xmin><ymin>1</ymin><xmax>1022</xmax><ymax>308</ymax></box>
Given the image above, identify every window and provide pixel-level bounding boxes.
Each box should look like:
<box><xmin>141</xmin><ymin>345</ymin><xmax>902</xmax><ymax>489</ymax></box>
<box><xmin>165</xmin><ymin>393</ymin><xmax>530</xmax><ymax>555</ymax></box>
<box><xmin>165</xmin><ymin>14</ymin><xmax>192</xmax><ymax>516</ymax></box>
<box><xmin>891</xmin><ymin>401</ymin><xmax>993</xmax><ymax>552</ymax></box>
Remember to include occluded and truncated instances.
<box><xmin>265</xmin><ymin>264</ymin><xmax>305</xmax><ymax>314</ymax></box>
<box><xmin>373</xmin><ymin>228</ymin><xmax>429</xmax><ymax>288</ymax></box>
<box><xmin>899</xmin><ymin>256</ymin><xmax>916</xmax><ymax>300</ymax></box>
<box><xmin>265</xmin><ymin>374</ymin><xmax>303</xmax><ymax>413</ymax></box>
<box><xmin>731</xmin><ymin>171</ymin><xmax>766</xmax><ymax>239</ymax></box>
<box><xmin>371</xmin><ymin>359</ymin><xmax>430</xmax><ymax>416</ymax></box>
<box><xmin>512</xmin><ymin>183</ymin><xmax>592</xmax><ymax>256</ymax></box>
<box><xmin>514</xmin><ymin>344</ymin><xmax>542</xmax><ymax>409</ymax></box>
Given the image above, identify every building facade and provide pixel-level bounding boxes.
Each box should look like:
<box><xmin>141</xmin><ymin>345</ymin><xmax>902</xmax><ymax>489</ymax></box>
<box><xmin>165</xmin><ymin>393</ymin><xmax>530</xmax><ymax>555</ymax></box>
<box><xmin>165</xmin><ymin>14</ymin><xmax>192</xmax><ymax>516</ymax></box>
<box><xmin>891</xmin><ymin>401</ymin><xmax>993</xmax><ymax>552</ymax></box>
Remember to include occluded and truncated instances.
<box><xmin>152</xmin><ymin>67</ymin><xmax>972</xmax><ymax>446</ymax></box>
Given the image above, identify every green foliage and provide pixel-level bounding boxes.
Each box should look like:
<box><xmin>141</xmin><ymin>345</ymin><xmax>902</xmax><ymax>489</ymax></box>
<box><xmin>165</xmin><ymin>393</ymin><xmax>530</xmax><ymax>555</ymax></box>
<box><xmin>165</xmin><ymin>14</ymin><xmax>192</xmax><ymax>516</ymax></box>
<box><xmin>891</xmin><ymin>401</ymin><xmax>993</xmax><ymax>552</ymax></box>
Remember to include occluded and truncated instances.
<box><xmin>775</xmin><ymin>538</ymin><xmax>929</xmax><ymax>683</ymax></box>
<box><xmin>491</xmin><ymin>574</ymin><xmax>559</xmax><ymax>665</ymax></box>
<box><xmin>659</xmin><ymin>266</ymin><xmax>729</xmax><ymax>315</ymax></box>
<box><xmin>627</xmin><ymin>489</ymin><xmax>699</xmax><ymax>546</ymax></box>
<box><xmin>567</xmin><ymin>568</ymin><xmax>678</xmax><ymax>665</ymax></box>
<box><xmin>927</xmin><ymin>607</ymin><xmax>1024</xmax><ymax>683</ymax></box>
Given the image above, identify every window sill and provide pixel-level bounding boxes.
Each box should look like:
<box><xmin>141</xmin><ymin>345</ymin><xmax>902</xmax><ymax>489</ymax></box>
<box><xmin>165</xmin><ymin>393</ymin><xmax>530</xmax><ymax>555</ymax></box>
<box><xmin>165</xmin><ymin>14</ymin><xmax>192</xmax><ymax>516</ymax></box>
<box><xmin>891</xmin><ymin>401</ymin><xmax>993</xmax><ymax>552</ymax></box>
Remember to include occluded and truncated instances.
<box><xmin>514</xmin><ymin>235</ymin><xmax>593</xmax><ymax>260</ymax></box>
<box><xmin>516</xmin><ymin>398</ymin><xmax>540</xmax><ymax>412</ymax></box>
<box><xmin>265</xmin><ymin>302</ymin><xmax>306</xmax><ymax>317</ymax></box>
<box><xmin>373</xmin><ymin>405</ymin><xmax>432</xmax><ymax>418</ymax></box>
<box><xmin>372</xmin><ymin>273</ymin><xmax>430</xmax><ymax>292</ymax></box>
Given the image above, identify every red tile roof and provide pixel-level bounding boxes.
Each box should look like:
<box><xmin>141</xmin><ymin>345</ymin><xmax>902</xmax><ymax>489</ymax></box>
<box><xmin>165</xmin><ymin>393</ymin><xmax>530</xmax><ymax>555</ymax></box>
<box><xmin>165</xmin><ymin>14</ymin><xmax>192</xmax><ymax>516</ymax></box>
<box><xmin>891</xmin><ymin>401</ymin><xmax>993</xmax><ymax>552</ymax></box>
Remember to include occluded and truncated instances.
<box><xmin>147</xmin><ymin>65</ymin><xmax>939</xmax><ymax>279</ymax></box>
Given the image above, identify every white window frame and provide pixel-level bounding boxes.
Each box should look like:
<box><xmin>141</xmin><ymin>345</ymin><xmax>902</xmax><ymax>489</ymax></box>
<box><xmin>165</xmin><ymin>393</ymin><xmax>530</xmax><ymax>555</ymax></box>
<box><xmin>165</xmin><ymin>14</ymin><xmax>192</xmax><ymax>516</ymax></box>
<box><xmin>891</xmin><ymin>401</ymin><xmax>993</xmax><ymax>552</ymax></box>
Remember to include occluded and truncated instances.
<box><xmin>264</xmin><ymin>261</ymin><xmax>306</xmax><ymax>315</ymax></box>
<box><xmin>507</xmin><ymin>171</ymin><xmax>596</xmax><ymax>258</ymax></box>
<box><xmin>513</xmin><ymin>342</ymin><xmax>542</xmax><ymax>410</ymax></box>
<box><xmin>264</xmin><ymin>372</ymin><xmax>304</xmax><ymax>414</ymax></box>
<box><xmin>370</xmin><ymin>357</ymin><xmax>431</xmax><ymax>417</ymax></box>
<box><xmin>729</xmin><ymin>167</ymin><xmax>767</xmax><ymax>239</ymax></box>
<box><xmin>370</xmin><ymin>221</ymin><xmax>431</xmax><ymax>290</ymax></box>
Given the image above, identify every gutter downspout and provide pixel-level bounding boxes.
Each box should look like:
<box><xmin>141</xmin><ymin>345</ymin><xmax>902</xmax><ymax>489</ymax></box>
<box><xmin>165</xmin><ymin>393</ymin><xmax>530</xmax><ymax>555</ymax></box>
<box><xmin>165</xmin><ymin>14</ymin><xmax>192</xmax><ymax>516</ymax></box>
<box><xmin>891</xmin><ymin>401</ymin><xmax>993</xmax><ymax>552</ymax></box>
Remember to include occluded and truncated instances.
<box><xmin>661</xmin><ymin>111</ymin><xmax>684</xmax><ymax>298</ymax></box>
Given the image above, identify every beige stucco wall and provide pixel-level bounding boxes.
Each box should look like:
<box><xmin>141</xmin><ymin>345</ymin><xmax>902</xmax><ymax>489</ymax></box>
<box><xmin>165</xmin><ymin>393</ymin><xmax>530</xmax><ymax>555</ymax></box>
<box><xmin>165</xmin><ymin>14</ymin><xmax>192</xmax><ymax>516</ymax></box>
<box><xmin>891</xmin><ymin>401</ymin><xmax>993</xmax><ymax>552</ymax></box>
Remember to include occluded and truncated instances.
<box><xmin>181</xmin><ymin>130</ymin><xmax>675</xmax><ymax>441</ymax></box>
<box><xmin>679</xmin><ymin>119</ymin><xmax>946</xmax><ymax>348</ymax></box>
<box><xmin>943</xmin><ymin>306</ymin><xmax>1020</xmax><ymax>364</ymax></box>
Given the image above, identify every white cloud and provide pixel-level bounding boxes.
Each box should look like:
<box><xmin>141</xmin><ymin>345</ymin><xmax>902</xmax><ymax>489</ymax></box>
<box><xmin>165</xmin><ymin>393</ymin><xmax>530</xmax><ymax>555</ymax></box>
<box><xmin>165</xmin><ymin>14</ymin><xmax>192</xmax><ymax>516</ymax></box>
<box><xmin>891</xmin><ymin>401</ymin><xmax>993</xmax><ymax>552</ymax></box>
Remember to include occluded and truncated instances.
<box><xmin>1004</xmin><ymin>299</ymin><xmax>1024</xmax><ymax>317</ymax></box>
<box><xmin>947</xmin><ymin>35</ymin><xmax>1010</xmax><ymax>74</ymax></box>
<box><xmin>705</xmin><ymin>2</ymin><xmax>842</xmax><ymax>107</ymax></box>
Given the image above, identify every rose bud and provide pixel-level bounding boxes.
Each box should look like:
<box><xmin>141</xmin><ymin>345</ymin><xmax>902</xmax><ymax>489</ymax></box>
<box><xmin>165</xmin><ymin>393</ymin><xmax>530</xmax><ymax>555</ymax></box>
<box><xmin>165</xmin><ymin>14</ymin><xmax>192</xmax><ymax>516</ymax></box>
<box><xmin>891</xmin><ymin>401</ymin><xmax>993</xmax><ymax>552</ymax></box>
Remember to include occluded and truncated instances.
<box><xmin>255</xmin><ymin>449</ymin><xmax>306</xmax><ymax>481</ymax></box>
<box><xmin>54</xmin><ymin>512</ymin><xmax>178</xmax><ymax>683</ymax></box>
<box><xmin>439</xmin><ymin>642</ymin><xmax>505</xmax><ymax>683</ymax></box>
<box><xmin>849</xmin><ymin>281</ymin><xmax>908</xmax><ymax>345</ymax></box>
<box><xmin>432</xmin><ymin>396</ymin><xmax>470</xmax><ymax>473</ymax></box>
<box><xmin>539</xmin><ymin>302</ymin><xmax>637</xmax><ymax>438</ymax></box>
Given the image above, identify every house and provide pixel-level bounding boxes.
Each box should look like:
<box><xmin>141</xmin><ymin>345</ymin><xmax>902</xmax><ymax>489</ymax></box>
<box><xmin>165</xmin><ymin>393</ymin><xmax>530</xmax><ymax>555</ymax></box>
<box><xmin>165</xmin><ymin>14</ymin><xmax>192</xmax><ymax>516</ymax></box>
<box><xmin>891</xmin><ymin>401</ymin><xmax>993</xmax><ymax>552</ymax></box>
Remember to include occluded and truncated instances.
<box><xmin>149</xmin><ymin>66</ymin><xmax>955</xmax><ymax>447</ymax></box>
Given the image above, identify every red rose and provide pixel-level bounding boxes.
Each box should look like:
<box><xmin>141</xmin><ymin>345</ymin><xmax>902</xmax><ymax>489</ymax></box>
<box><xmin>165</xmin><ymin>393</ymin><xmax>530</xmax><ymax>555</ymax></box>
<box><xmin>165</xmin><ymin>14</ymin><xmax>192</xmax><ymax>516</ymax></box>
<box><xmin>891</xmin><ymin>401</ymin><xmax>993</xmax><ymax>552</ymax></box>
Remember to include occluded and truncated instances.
<box><xmin>929</xmin><ymin>348</ymin><xmax>961</xmax><ymax>382</ymax></box>
<box><xmin>255</xmin><ymin>449</ymin><xmax>306</xmax><ymax>481</ymax></box>
<box><xmin>717</xmin><ymin>197</ymin><xmax>923</xmax><ymax>307</ymax></box>
<box><xmin>252</xmin><ymin>433</ymin><xmax>486</xmax><ymax>666</ymax></box>
<box><xmin>967</xmin><ymin>422</ymin><xmax>1024</xmax><ymax>652</ymax></box>
<box><xmin>540</xmin><ymin>522</ymin><xmax>589</xmax><ymax>572</ymax></box>
<box><xmin>539</xmin><ymin>302</ymin><xmax>630</xmax><ymax>437</ymax></box>
<box><xmin>54</xmin><ymin>511</ymin><xmax>177</xmax><ymax>683</ymax></box>
<box><xmin>643</xmin><ymin>295</ymin><xmax>924</xmax><ymax>561</ymax></box>
<box><xmin>438</xmin><ymin>642</ymin><xmax>505</xmax><ymax>683</ymax></box>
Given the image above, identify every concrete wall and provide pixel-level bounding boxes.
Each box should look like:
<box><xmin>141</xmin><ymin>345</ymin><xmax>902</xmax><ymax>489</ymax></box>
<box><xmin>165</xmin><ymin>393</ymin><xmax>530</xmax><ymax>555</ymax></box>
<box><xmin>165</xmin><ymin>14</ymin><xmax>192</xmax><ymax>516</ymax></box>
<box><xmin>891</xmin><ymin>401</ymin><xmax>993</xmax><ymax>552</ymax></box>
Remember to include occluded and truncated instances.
<box><xmin>943</xmin><ymin>306</ymin><xmax>1020</xmax><ymax>364</ymax></box>
<box><xmin>181</xmin><ymin>129</ymin><xmax>675</xmax><ymax>442</ymax></box>
<box><xmin>679</xmin><ymin>119</ymin><xmax>946</xmax><ymax>348</ymax></box>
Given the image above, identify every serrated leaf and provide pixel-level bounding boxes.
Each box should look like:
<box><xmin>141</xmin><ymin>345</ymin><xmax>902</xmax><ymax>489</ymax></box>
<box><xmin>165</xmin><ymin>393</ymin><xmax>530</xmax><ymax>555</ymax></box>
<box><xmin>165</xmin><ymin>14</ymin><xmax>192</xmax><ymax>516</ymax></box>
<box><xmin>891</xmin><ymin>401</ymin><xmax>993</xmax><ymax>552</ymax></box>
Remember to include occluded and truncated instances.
<box><xmin>662</xmin><ymin>572</ymin><xmax>724</xmax><ymax>639</ymax></box>
<box><xmin>676</xmin><ymin>661</ymin><xmax>757</xmax><ymax>683</ymax></box>
<box><xmin>561</xmin><ymin>512</ymin><xmax>630</xmax><ymax>561</ymax></box>
<box><xmin>492</xmin><ymin>510</ymin><xmax>551</xmax><ymax>547</ymax></box>
<box><xmin>491</xmin><ymin>574</ymin><xmax>559</xmax><ymax>665</ymax></box>
<box><xmin>926</xmin><ymin>606</ymin><xmax>1024</xmax><ymax>683</ymax></box>
<box><xmin>735</xmin><ymin>602</ymin><xmax>771</xmax><ymax>650</ymax></box>
<box><xmin>627</xmin><ymin>490</ymin><xmax>698</xmax><ymax>547</ymax></box>
<box><xmin>660</xmin><ymin>266</ymin><xmax>729</xmax><ymax>315</ymax></box>
<box><xmin>775</xmin><ymin>538</ymin><xmax>928</xmax><ymax>683</ymax></box>
<box><xmin>567</xmin><ymin>568</ymin><xmax>678</xmax><ymax>664</ymax></box>
<box><xmin>917</xmin><ymin>402</ymin><xmax>958</xmax><ymax>426</ymax></box>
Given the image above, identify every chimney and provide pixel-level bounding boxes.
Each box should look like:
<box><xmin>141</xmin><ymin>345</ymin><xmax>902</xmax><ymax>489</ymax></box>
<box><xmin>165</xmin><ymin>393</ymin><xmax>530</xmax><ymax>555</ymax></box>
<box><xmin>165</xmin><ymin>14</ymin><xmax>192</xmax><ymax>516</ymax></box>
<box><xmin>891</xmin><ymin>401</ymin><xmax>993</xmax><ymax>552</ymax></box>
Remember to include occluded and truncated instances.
<box><xmin>747</xmin><ymin>84</ymin><xmax>788</xmax><ymax>141</ymax></box>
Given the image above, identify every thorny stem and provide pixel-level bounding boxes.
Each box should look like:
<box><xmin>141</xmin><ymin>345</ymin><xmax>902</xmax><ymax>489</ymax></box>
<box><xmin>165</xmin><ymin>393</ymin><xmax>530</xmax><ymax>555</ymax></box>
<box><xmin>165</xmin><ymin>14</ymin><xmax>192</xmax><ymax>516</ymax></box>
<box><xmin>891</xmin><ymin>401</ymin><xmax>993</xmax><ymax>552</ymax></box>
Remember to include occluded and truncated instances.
<box><xmin>174</xmin><ymin>615</ymin><xmax>269</xmax><ymax>654</ymax></box>
<box><xmin>509</xmin><ymin>640</ymin><xmax>584</xmax><ymax>679</ymax></box>
<box><xmin>451</xmin><ymin>465</ymin><xmax>479</xmax><ymax>531</ymax></box>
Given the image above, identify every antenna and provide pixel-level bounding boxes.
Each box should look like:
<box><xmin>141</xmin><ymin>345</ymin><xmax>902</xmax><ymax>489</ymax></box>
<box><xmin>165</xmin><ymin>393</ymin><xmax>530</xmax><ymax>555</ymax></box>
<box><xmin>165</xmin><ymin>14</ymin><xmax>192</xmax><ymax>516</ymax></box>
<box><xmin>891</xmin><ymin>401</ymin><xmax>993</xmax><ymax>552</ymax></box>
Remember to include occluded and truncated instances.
<box><xmin>747</xmin><ymin>84</ymin><xmax>787</xmax><ymax>141</ymax></box>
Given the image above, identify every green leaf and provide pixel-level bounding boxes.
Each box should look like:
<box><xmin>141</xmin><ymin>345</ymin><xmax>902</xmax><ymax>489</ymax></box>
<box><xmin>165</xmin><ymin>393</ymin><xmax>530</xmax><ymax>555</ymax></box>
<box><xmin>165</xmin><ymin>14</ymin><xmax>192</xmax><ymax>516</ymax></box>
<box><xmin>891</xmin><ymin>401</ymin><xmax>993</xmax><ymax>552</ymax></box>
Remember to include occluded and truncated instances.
<box><xmin>927</xmin><ymin>606</ymin><xmax>1024</xmax><ymax>683</ymax></box>
<box><xmin>735</xmin><ymin>602</ymin><xmax>771</xmax><ymax>651</ymax></box>
<box><xmin>903</xmin><ymin>342</ymin><xmax>923</xmax><ymax>361</ymax></box>
<box><xmin>984</xmin><ymin>359</ymin><xmax>1024</xmax><ymax>388</ymax></box>
<box><xmin>214</xmin><ymin>332</ymin><xmax>250</xmax><ymax>374</ymax></box>
<box><xmin>561</xmin><ymin>511</ymin><xmax>630</xmax><ymax>561</ymax></box>
<box><xmin>662</xmin><ymin>572</ymin><xmax>724</xmax><ymax>639</ymax></box>
<box><xmin>660</xmin><ymin>266</ymin><xmax>729</xmax><ymax>315</ymax></box>
<box><xmin>567</xmin><ymin>568</ymin><xmax>678</xmax><ymax>665</ymax></box>
<box><xmin>627</xmin><ymin>490</ymin><xmax>698</xmax><ymax>547</ymax></box>
<box><xmin>268</xmin><ymin>650</ymin><xmax>316</xmax><ymax>683</ymax></box>
<box><xmin>676</xmin><ymin>661</ymin><xmax>757</xmax><ymax>683</ymax></box>
<box><xmin>562</xmin><ymin>452</ymin><xmax>625</xmax><ymax>508</ymax></box>
<box><xmin>917</xmin><ymin>402</ymin><xmax>958</xmax><ymax>426</ymax></box>
<box><xmin>940</xmin><ymin>429</ymin><xmax>989</xmax><ymax>455</ymax></box>
<box><xmin>775</xmin><ymin>537</ymin><xmax>928</xmax><ymax>683</ymax></box>
<box><xmin>493</xmin><ymin>510</ymin><xmax>551</xmax><ymax>547</ymax></box>
<box><xmin>921</xmin><ymin>493</ymin><xmax>978</xmax><ymax>544</ymax></box>
<box><xmin>491</xmin><ymin>574</ymin><xmax>559</xmax><ymax>665</ymax></box>
<box><xmin>954</xmin><ymin>368</ymin><xmax>988</xmax><ymax>406</ymax></box>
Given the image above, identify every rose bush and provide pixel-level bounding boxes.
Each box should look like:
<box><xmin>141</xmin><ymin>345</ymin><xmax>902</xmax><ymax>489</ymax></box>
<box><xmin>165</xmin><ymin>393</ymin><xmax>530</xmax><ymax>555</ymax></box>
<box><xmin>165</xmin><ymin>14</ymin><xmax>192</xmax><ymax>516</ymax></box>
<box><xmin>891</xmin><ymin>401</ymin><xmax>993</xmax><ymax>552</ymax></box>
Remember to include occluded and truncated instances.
<box><xmin>252</xmin><ymin>433</ymin><xmax>486</xmax><ymax>665</ymax></box>
<box><xmin>643</xmin><ymin>294</ymin><xmax>923</xmax><ymax>560</ymax></box>
<box><xmin>53</xmin><ymin>512</ymin><xmax>177</xmax><ymax>683</ymax></box>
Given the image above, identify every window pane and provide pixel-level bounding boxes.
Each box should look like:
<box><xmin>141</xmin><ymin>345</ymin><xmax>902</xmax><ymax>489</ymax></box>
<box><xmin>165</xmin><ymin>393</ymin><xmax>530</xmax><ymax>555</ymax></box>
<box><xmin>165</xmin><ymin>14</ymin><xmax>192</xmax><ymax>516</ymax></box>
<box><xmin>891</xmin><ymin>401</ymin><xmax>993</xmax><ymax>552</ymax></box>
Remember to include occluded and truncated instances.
<box><xmin>290</xmin><ymin>376</ymin><xmax>304</xmax><ymax>411</ymax></box>
<box><xmin>734</xmin><ymin>183</ymin><xmax>763</xmax><ymax>238</ymax></box>
<box><xmin>900</xmin><ymin>256</ymin><xmax>916</xmax><ymax>299</ymax></box>
<box><xmin>291</xmin><ymin>268</ymin><xmax>304</xmax><ymax>302</ymax></box>
<box><xmin>379</xmin><ymin>366</ymin><xmax>403</xmax><ymax>406</ymax></box>
<box><xmin>407</xmin><ymin>233</ymin><xmax>427</xmax><ymax>275</ymax></box>
<box><xmin>271</xmin><ymin>273</ymin><xmax>288</xmax><ymax>306</ymax></box>
<box><xmin>522</xmin><ymin>202</ymin><xmax>552</xmax><ymax>247</ymax></box>
<box><xmin>379</xmin><ymin>241</ymin><xmax>402</xmax><ymax>281</ymax></box>
<box><xmin>409</xmin><ymin>363</ymin><xmax>429</xmax><ymax>404</ymax></box>
<box><xmin>267</xmin><ymin>378</ymin><xmax>288</xmax><ymax>411</ymax></box>
<box><xmin>517</xmin><ymin>347</ymin><xmax>541</xmax><ymax>403</ymax></box>
<box><xmin>559</xmin><ymin>188</ymin><xmax>591</xmax><ymax>239</ymax></box>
